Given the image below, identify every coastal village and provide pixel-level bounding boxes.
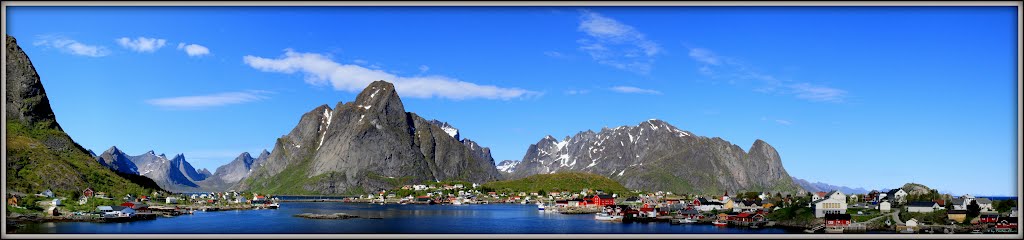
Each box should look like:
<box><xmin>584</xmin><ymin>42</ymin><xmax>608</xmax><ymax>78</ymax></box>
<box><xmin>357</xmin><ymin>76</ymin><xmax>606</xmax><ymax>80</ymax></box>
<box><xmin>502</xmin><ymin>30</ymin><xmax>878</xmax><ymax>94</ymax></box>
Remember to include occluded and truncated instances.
<box><xmin>4</xmin><ymin>180</ymin><xmax>1020</xmax><ymax>234</ymax></box>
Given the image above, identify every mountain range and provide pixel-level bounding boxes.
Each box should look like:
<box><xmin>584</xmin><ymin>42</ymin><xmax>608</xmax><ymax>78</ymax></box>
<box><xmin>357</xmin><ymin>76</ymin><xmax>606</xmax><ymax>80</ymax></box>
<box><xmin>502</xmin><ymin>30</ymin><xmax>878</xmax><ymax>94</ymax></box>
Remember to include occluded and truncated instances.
<box><xmin>790</xmin><ymin>177</ymin><xmax>870</xmax><ymax>195</ymax></box>
<box><xmin>9</xmin><ymin>32</ymin><xmax>805</xmax><ymax>197</ymax></box>
<box><xmin>95</xmin><ymin>146</ymin><xmax>269</xmax><ymax>192</ymax></box>
<box><xmin>503</xmin><ymin>120</ymin><xmax>802</xmax><ymax>195</ymax></box>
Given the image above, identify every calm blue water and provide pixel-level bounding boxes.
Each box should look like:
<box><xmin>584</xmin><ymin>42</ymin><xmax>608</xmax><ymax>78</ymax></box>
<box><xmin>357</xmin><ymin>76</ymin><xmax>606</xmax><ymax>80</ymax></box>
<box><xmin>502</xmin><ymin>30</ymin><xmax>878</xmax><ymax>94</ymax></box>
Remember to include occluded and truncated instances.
<box><xmin>13</xmin><ymin>203</ymin><xmax>798</xmax><ymax>234</ymax></box>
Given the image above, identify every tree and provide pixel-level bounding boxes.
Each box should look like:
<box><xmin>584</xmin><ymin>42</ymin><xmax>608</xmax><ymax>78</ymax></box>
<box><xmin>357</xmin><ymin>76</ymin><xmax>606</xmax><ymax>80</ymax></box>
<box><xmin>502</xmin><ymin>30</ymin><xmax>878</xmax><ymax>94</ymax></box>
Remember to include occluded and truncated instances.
<box><xmin>996</xmin><ymin>199</ymin><xmax>1016</xmax><ymax>213</ymax></box>
<box><xmin>537</xmin><ymin>189</ymin><xmax>547</xmax><ymax>196</ymax></box>
<box><xmin>966</xmin><ymin>200</ymin><xmax>981</xmax><ymax>219</ymax></box>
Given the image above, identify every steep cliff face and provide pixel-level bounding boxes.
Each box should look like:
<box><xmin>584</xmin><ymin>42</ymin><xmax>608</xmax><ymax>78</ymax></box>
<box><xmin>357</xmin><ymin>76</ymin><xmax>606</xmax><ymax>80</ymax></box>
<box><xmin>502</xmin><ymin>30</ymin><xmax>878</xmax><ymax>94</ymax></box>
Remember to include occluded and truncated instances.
<box><xmin>5</xmin><ymin>35</ymin><xmax>163</xmax><ymax>197</ymax></box>
<box><xmin>236</xmin><ymin>80</ymin><xmax>500</xmax><ymax>195</ymax></box>
<box><xmin>510</xmin><ymin>119</ymin><xmax>801</xmax><ymax>195</ymax></box>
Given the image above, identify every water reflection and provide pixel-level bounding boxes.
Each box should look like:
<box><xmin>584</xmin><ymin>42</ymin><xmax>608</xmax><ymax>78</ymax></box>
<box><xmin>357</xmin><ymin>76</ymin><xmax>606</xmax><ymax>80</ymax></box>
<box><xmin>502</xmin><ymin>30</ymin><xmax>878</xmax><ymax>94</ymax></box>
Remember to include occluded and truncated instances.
<box><xmin>13</xmin><ymin>203</ymin><xmax>791</xmax><ymax>234</ymax></box>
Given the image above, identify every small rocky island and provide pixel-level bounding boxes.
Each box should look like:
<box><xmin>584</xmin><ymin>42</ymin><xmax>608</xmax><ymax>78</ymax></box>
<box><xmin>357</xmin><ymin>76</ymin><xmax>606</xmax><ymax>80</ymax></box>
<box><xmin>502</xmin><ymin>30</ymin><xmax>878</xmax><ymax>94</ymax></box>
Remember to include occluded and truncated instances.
<box><xmin>293</xmin><ymin>213</ymin><xmax>360</xmax><ymax>220</ymax></box>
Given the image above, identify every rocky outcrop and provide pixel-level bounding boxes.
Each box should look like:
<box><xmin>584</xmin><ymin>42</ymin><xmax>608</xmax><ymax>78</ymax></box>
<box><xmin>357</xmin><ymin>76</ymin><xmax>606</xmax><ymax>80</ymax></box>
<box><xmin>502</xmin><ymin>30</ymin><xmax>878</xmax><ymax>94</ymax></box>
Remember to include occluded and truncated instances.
<box><xmin>5</xmin><ymin>34</ymin><xmax>163</xmax><ymax>196</ymax></box>
<box><xmin>235</xmin><ymin>80</ymin><xmax>500</xmax><ymax>195</ymax></box>
<box><xmin>509</xmin><ymin>119</ymin><xmax>801</xmax><ymax>195</ymax></box>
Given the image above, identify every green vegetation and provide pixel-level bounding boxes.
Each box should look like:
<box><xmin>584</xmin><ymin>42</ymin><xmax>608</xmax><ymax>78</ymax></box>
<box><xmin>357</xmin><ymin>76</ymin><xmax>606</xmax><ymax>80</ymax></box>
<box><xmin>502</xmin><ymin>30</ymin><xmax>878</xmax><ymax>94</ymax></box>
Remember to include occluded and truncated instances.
<box><xmin>899</xmin><ymin>209</ymin><xmax>948</xmax><ymax>224</ymax></box>
<box><xmin>994</xmin><ymin>199</ymin><xmax>1016</xmax><ymax>213</ymax></box>
<box><xmin>482</xmin><ymin>172</ymin><xmax>629</xmax><ymax>196</ymax></box>
<box><xmin>767</xmin><ymin>204</ymin><xmax>815</xmax><ymax>222</ymax></box>
<box><xmin>5</xmin><ymin>120</ymin><xmax>161</xmax><ymax>199</ymax></box>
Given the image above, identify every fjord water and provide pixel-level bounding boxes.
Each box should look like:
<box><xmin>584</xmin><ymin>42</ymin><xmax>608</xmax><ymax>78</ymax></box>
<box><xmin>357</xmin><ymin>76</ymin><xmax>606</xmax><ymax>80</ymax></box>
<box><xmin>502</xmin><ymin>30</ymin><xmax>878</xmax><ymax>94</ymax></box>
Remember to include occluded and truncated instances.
<box><xmin>14</xmin><ymin>203</ymin><xmax>796</xmax><ymax>234</ymax></box>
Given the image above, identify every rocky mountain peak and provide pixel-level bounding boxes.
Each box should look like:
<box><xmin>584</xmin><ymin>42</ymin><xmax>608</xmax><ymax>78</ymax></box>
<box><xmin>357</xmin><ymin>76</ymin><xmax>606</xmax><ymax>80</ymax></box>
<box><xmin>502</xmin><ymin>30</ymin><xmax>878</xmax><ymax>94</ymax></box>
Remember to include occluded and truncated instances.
<box><xmin>351</xmin><ymin>80</ymin><xmax>404</xmax><ymax>115</ymax></box>
<box><xmin>5</xmin><ymin>35</ymin><xmax>61</xmax><ymax>131</ymax></box>
<box><xmin>429</xmin><ymin>119</ymin><xmax>460</xmax><ymax>140</ymax></box>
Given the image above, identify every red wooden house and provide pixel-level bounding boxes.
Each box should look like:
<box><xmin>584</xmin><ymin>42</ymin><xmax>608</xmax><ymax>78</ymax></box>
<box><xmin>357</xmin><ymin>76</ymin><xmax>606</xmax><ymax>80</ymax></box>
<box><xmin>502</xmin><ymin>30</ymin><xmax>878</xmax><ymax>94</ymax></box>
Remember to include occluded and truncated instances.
<box><xmin>734</xmin><ymin>212</ymin><xmax>765</xmax><ymax>222</ymax></box>
<box><xmin>979</xmin><ymin>213</ymin><xmax>1000</xmax><ymax>224</ymax></box>
<box><xmin>590</xmin><ymin>194</ymin><xmax>615</xmax><ymax>206</ymax></box>
<box><xmin>82</xmin><ymin>188</ymin><xmax>94</xmax><ymax>198</ymax></box>
<box><xmin>825</xmin><ymin>214</ymin><xmax>852</xmax><ymax>227</ymax></box>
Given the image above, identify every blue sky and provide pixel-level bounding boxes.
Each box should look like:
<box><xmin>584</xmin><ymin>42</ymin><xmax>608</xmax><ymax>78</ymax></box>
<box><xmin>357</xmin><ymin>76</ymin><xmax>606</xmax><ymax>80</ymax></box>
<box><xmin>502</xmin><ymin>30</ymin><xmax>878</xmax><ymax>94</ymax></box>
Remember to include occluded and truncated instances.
<box><xmin>6</xmin><ymin>6</ymin><xmax>1017</xmax><ymax>196</ymax></box>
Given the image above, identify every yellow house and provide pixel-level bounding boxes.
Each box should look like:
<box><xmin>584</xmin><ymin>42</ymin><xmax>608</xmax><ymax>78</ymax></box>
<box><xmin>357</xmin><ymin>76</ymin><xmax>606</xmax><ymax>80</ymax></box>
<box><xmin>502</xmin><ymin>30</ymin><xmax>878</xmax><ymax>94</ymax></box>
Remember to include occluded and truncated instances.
<box><xmin>7</xmin><ymin>196</ymin><xmax>18</xmax><ymax>206</ymax></box>
<box><xmin>723</xmin><ymin>199</ymin><xmax>735</xmax><ymax>209</ymax></box>
<box><xmin>947</xmin><ymin>210</ymin><xmax>967</xmax><ymax>223</ymax></box>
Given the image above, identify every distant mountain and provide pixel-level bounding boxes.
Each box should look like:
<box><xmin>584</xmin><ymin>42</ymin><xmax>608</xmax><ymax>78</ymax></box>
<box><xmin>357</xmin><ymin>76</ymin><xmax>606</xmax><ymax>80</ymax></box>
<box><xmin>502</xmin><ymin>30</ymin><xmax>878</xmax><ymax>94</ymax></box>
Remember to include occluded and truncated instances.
<box><xmin>5</xmin><ymin>34</ymin><xmax>163</xmax><ymax>197</ymax></box>
<box><xmin>508</xmin><ymin>119</ymin><xmax>801</xmax><ymax>195</ymax></box>
<box><xmin>96</xmin><ymin>147</ymin><xmax>217</xmax><ymax>192</ymax></box>
<box><xmin>234</xmin><ymin>80</ymin><xmax>501</xmax><ymax>195</ymax></box>
<box><xmin>96</xmin><ymin>146</ymin><xmax>140</xmax><ymax>175</ymax></box>
<box><xmin>791</xmin><ymin>177</ymin><xmax>869</xmax><ymax>194</ymax></box>
<box><xmin>496</xmin><ymin>160</ymin><xmax>520</xmax><ymax>173</ymax></box>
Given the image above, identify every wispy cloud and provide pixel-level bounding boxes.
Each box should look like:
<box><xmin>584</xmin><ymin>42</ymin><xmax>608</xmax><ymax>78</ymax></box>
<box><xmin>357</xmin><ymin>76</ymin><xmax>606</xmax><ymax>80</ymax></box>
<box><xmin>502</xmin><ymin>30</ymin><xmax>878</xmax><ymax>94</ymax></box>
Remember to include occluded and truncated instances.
<box><xmin>762</xmin><ymin>116</ymin><xmax>793</xmax><ymax>125</ymax></box>
<box><xmin>177</xmin><ymin>42</ymin><xmax>210</xmax><ymax>57</ymax></box>
<box><xmin>33</xmin><ymin>35</ymin><xmax>110</xmax><ymax>57</ymax></box>
<box><xmin>576</xmin><ymin>10</ymin><xmax>661</xmax><ymax>74</ymax></box>
<box><xmin>565</xmin><ymin>89</ymin><xmax>590</xmax><ymax>95</ymax></box>
<box><xmin>146</xmin><ymin>90</ymin><xmax>271</xmax><ymax>109</ymax></box>
<box><xmin>610</xmin><ymin>86</ymin><xmax>661</xmax><ymax>95</ymax></box>
<box><xmin>115</xmin><ymin>36</ymin><xmax>167</xmax><ymax>53</ymax></box>
<box><xmin>688</xmin><ymin>47</ymin><xmax>847</xmax><ymax>103</ymax></box>
<box><xmin>418</xmin><ymin>65</ymin><xmax>430</xmax><ymax>73</ymax></box>
<box><xmin>544</xmin><ymin>51</ymin><xmax>567</xmax><ymax>58</ymax></box>
<box><xmin>243</xmin><ymin>49</ymin><xmax>541</xmax><ymax>100</ymax></box>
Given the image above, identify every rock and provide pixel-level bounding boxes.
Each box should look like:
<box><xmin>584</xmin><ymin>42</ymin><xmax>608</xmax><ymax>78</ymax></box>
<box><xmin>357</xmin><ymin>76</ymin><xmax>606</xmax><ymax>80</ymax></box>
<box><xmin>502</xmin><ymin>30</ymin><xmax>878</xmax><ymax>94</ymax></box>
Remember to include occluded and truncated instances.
<box><xmin>293</xmin><ymin>213</ymin><xmax>359</xmax><ymax>219</ymax></box>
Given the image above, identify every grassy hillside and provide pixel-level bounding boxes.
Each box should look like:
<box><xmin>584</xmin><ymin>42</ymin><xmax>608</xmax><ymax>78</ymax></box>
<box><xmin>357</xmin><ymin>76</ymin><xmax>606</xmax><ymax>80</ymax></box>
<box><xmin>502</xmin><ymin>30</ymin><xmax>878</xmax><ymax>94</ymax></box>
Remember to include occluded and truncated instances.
<box><xmin>6</xmin><ymin>120</ymin><xmax>163</xmax><ymax>199</ymax></box>
<box><xmin>483</xmin><ymin>172</ymin><xmax>630</xmax><ymax>195</ymax></box>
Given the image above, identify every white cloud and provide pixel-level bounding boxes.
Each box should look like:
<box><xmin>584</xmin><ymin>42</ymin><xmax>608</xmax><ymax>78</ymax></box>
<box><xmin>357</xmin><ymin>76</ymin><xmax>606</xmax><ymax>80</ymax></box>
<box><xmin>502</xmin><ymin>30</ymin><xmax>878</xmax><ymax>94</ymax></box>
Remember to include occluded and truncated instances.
<box><xmin>775</xmin><ymin>119</ymin><xmax>792</xmax><ymax>125</ymax></box>
<box><xmin>576</xmin><ymin>10</ymin><xmax>661</xmax><ymax>74</ymax></box>
<box><xmin>418</xmin><ymin>65</ymin><xmax>430</xmax><ymax>73</ymax></box>
<box><xmin>243</xmin><ymin>49</ymin><xmax>540</xmax><ymax>100</ymax></box>
<box><xmin>688</xmin><ymin>47</ymin><xmax>847</xmax><ymax>103</ymax></box>
<box><xmin>33</xmin><ymin>36</ymin><xmax>110</xmax><ymax>57</ymax></box>
<box><xmin>688</xmin><ymin>48</ymin><xmax>721</xmax><ymax>65</ymax></box>
<box><xmin>146</xmin><ymin>90</ymin><xmax>271</xmax><ymax>108</ymax></box>
<box><xmin>177</xmin><ymin>42</ymin><xmax>210</xmax><ymax>57</ymax></box>
<box><xmin>788</xmin><ymin>83</ymin><xmax>847</xmax><ymax>103</ymax></box>
<box><xmin>115</xmin><ymin>37</ymin><xmax>167</xmax><ymax>53</ymax></box>
<box><xmin>610</xmin><ymin>86</ymin><xmax>661</xmax><ymax>95</ymax></box>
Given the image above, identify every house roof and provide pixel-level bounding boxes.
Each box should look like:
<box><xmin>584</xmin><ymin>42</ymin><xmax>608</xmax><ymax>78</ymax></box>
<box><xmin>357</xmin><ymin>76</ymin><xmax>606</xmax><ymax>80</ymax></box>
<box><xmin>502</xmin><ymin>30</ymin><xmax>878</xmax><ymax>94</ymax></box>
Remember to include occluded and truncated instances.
<box><xmin>825</xmin><ymin>213</ymin><xmax>852</xmax><ymax>220</ymax></box>
<box><xmin>947</xmin><ymin>210</ymin><xmax>968</xmax><ymax>214</ymax></box>
<box><xmin>96</xmin><ymin>206</ymin><xmax>113</xmax><ymax>211</ymax></box>
<box><xmin>825</xmin><ymin>190</ymin><xmax>841</xmax><ymax>198</ymax></box>
<box><xmin>111</xmin><ymin>206</ymin><xmax>129</xmax><ymax>211</ymax></box>
<box><xmin>951</xmin><ymin>198</ymin><xmax>965</xmax><ymax>205</ymax></box>
<box><xmin>594</xmin><ymin>194</ymin><xmax>613</xmax><ymax>199</ymax></box>
<box><xmin>908</xmin><ymin>201</ymin><xmax>939</xmax><ymax>207</ymax></box>
<box><xmin>975</xmin><ymin>198</ymin><xmax>992</xmax><ymax>204</ymax></box>
<box><xmin>678</xmin><ymin>209</ymin><xmax>699</xmax><ymax>215</ymax></box>
<box><xmin>625</xmin><ymin>196</ymin><xmax>641</xmax><ymax>201</ymax></box>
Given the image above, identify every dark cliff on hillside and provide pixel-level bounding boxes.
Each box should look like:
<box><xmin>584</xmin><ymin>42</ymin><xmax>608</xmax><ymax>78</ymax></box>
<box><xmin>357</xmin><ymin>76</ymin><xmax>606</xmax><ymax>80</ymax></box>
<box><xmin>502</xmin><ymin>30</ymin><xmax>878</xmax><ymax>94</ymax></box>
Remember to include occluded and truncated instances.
<box><xmin>5</xmin><ymin>34</ymin><xmax>163</xmax><ymax>196</ymax></box>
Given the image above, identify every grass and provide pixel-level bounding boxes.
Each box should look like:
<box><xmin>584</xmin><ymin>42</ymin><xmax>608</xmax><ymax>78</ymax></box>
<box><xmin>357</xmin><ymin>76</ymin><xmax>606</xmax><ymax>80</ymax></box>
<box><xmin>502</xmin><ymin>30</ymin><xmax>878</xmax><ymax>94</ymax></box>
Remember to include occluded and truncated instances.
<box><xmin>6</xmin><ymin>120</ymin><xmax>160</xmax><ymax>199</ymax></box>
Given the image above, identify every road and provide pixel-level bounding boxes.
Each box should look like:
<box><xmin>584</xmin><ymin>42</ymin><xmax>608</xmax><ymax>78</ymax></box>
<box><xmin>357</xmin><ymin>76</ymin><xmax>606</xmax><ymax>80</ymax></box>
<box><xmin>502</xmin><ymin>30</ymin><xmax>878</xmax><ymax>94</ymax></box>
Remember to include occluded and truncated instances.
<box><xmin>892</xmin><ymin>209</ymin><xmax>903</xmax><ymax>225</ymax></box>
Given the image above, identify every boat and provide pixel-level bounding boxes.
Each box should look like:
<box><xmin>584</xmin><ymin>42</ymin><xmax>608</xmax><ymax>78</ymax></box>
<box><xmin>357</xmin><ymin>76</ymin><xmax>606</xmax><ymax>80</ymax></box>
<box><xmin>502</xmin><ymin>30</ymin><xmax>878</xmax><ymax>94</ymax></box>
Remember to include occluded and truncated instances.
<box><xmin>713</xmin><ymin>220</ymin><xmax>727</xmax><ymax>227</ymax></box>
<box><xmin>266</xmin><ymin>203</ymin><xmax>280</xmax><ymax>209</ymax></box>
<box><xmin>537</xmin><ymin>203</ymin><xmax>545</xmax><ymax>211</ymax></box>
<box><xmin>594</xmin><ymin>213</ymin><xmax>623</xmax><ymax>222</ymax></box>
